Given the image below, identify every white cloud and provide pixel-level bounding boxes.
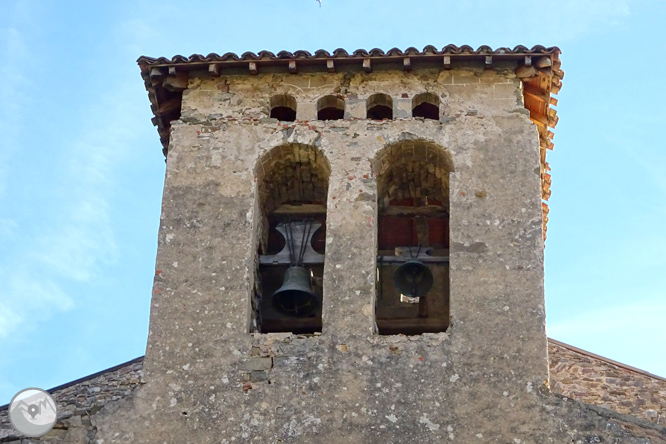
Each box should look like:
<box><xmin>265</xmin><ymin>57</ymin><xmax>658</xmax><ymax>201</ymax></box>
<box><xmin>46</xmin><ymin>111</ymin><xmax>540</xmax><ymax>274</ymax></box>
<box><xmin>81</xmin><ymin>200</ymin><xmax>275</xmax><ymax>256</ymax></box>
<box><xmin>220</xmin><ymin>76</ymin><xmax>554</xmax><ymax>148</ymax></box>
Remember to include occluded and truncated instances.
<box><xmin>0</xmin><ymin>13</ymin><xmax>152</xmax><ymax>342</ymax></box>
<box><xmin>0</xmin><ymin>27</ymin><xmax>30</xmax><ymax>199</ymax></box>
<box><xmin>0</xmin><ymin>305</ymin><xmax>23</xmax><ymax>340</ymax></box>
<box><xmin>0</xmin><ymin>272</ymin><xmax>74</xmax><ymax>339</ymax></box>
<box><xmin>462</xmin><ymin>0</ymin><xmax>635</xmax><ymax>43</ymax></box>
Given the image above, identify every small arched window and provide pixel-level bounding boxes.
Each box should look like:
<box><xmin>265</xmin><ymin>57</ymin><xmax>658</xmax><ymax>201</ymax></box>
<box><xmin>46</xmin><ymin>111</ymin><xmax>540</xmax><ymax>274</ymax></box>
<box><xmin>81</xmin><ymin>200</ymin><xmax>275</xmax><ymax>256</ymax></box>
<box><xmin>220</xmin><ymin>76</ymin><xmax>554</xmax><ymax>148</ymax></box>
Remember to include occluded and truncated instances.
<box><xmin>412</xmin><ymin>93</ymin><xmax>440</xmax><ymax>120</ymax></box>
<box><xmin>366</xmin><ymin>93</ymin><xmax>393</xmax><ymax>120</ymax></box>
<box><xmin>270</xmin><ymin>94</ymin><xmax>297</xmax><ymax>122</ymax></box>
<box><xmin>317</xmin><ymin>95</ymin><xmax>345</xmax><ymax>121</ymax></box>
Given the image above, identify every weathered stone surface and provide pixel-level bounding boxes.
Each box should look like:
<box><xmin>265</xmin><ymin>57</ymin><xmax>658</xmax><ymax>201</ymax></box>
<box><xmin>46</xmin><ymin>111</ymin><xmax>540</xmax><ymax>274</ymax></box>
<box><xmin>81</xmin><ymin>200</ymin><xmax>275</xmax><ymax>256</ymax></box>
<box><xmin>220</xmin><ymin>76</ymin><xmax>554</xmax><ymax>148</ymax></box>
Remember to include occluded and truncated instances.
<box><xmin>0</xmin><ymin>358</ymin><xmax>143</xmax><ymax>443</ymax></box>
<box><xmin>94</xmin><ymin>68</ymin><xmax>659</xmax><ymax>443</ymax></box>
<box><xmin>549</xmin><ymin>339</ymin><xmax>666</xmax><ymax>425</ymax></box>
<box><xmin>2</xmin><ymin>67</ymin><xmax>664</xmax><ymax>443</ymax></box>
<box><xmin>1</xmin><ymin>346</ymin><xmax>665</xmax><ymax>442</ymax></box>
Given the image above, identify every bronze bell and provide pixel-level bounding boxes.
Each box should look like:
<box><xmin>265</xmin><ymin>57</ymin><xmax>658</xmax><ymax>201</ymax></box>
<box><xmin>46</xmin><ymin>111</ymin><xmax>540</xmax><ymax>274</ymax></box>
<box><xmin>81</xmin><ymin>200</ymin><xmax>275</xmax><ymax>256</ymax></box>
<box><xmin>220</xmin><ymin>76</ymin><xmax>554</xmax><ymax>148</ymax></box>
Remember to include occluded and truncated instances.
<box><xmin>272</xmin><ymin>266</ymin><xmax>319</xmax><ymax>317</ymax></box>
<box><xmin>394</xmin><ymin>260</ymin><xmax>433</xmax><ymax>298</ymax></box>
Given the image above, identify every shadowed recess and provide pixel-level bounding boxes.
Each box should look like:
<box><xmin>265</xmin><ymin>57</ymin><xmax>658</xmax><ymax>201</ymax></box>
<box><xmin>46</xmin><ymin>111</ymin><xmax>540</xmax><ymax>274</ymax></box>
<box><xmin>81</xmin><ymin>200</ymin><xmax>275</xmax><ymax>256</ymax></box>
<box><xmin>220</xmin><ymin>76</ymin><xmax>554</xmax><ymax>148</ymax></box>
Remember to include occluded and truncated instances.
<box><xmin>367</xmin><ymin>93</ymin><xmax>393</xmax><ymax>120</ymax></box>
<box><xmin>412</xmin><ymin>93</ymin><xmax>440</xmax><ymax>120</ymax></box>
<box><xmin>270</xmin><ymin>94</ymin><xmax>297</xmax><ymax>122</ymax></box>
<box><xmin>317</xmin><ymin>95</ymin><xmax>345</xmax><ymax>120</ymax></box>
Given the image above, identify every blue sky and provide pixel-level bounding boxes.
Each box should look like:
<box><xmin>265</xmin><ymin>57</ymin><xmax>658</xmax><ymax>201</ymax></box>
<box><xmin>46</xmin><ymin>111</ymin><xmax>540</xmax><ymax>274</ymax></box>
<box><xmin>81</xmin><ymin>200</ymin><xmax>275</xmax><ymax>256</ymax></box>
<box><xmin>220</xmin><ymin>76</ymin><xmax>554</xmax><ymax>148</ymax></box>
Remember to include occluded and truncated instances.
<box><xmin>1</xmin><ymin>0</ymin><xmax>665</xmax><ymax>404</ymax></box>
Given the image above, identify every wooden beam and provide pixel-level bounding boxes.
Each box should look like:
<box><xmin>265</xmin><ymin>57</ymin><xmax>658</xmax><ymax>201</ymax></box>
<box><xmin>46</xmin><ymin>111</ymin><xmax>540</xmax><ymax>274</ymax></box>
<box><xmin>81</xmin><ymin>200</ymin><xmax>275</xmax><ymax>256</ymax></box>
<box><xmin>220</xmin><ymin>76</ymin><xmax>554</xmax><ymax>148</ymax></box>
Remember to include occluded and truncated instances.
<box><xmin>528</xmin><ymin>107</ymin><xmax>549</xmax><ymax>127</ymax></box>
<box><xmin>149</xmin><ymin>67</ymin><xmax>165</xmax><ymax>80</ymax></box>
<box><xmin>523</xmin><ymin>87</ymin><xmax>549</xmax><ymax>103</ymax></box>
<box><xmin>148</xmin><ymin>91</ymin><xmax>158</xmax><ymax>106</ymax></box>
<box><xmin>524</xmin><ymin>55</ymin><xmax>532</xmax><ymax>66</ymax></box>
<box><xmin>208</xmin><ymin>64</ymin><xmax>220</xmax><ymax>76</ymax></box>
<box><xmin>382</xmin><ymin>205</ymin><xmax>448</xmax><ymax>217</ymax></box>
<box><xmin>551</xmin><ymin>79</ymin><xmax>562</xmax><ymax>94</ymax></box>
<box><xmin>549</xmin><ymin>96</ymin><xmax>558</xmax><ymax>106</ymax></box>
<box><xmin>485</xmin><ymin>55</ymin><xmax>493</xmax><ymax>68</ymax></box>
<box><xmin>288</xmin><ymin>60</ymin><xmax>297</xmax><ymax>74</ymax></box>
<box><xmin>403</xmin><ymin>57</ymin><xmax>412</xmax><ymax>71</ymax></box>
<box><xmin>363</xmin><ymin>58</ymin><xmax>372</xmax><ymax>73</ymax></box>
<box><xmin>163</xmin><ymin>72</ymin><xmax>189</xmax><ymax>92</ymax></box>
<box><xmin>326</xmin><ymin>59</ymin><xmax>335</xmax><ymax>73</ymax></box>
<box><xmin>378</xmin><ymin>248</ymin><xmax>450</xmax><ymax>257</ymax></box>
<box><xmin>271</xmin><ymin>204</ymin><xmax>326</xmax><ymax>215</ymax></box>
<box><xmin>377</xmin><ymin>255</ymin><xmax>449</xmax><ymax>264</ymax></box>
<box><xmin>535</xmin><ymin>56</ymin><xmax>552</xmax><ymax>68</ymax></box>
<box><xmin>415</xmin><ymin>216</ymin><xmax>430</xmax><ymax>319</ymax></box>
<box><xmin>168</xmin><ymin>66</ymin><xmax>177</xmax><ymax>76</ymax></box>
<box><xmin>157</xmin><ymin>97</ymin><xmax>181</xmax><ymax>115</ymax></box>
<box><xmin>249</xmin><ymin>62</ymin><xmax>258</xmax><ymax>75</ymax></box>
<box><xmin>530</xmin><ymin>117</ymin><xmax>547</xmax><ymax>129</ymax></box>
<box><xmin>443</xmin><ymin>55</ymin><xmax>451</xmax><ymax>70</ymax></box>
<box><xmin>415</xmin><ymin>217</ymin><xmax>429</xmax><ymax>246</ymax></box>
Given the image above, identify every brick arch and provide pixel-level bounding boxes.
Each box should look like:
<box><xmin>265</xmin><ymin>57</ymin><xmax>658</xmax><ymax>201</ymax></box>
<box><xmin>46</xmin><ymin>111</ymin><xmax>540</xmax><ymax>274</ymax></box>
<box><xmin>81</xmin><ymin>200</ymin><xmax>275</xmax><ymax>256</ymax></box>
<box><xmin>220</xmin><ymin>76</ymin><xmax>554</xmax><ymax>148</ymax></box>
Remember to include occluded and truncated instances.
<box><xmin>373</xmin><ymin>139</ymin><xmax>454</xmax><ymax>210</ymax></box>
<box><xmin>255</xmin><ymin>143</ymin><xmax>331</xmax><ymax>216</ymax></box>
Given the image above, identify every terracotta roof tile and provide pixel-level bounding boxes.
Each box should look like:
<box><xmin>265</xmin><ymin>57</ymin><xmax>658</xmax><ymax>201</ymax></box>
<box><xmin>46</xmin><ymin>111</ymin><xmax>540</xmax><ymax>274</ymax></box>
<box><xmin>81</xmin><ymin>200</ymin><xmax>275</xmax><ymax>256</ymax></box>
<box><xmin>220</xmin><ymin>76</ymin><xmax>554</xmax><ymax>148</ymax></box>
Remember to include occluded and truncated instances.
<box><xmin>137</xmin><ymin>45</ymin><xmax>560</xmax><ymax>65</ymax></box>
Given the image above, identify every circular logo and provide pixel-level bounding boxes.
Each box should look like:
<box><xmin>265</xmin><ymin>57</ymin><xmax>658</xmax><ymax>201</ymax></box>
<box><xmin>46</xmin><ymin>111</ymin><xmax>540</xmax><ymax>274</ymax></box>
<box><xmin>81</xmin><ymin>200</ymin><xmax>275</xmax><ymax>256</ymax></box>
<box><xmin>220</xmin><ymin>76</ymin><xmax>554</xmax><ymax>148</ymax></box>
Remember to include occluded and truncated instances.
<box><xmin>8</xmin><ymin>388</ymin><xmax>57</xmax><ymax>437</ymax></box>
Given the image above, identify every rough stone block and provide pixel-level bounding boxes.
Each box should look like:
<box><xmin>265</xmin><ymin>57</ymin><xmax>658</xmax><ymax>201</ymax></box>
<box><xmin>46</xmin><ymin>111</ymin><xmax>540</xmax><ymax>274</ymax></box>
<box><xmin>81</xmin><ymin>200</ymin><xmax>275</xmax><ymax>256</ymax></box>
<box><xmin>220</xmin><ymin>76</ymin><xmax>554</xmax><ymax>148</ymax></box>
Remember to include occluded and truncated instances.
<box><xmin>345</xmin><ymin>99</ymin><xmax>365</xmax><ymax>119</ymax></box>
<box><xmin>296</xmin><ymin>101</ymin><xmax>316</xmax><ymax>121</ymax></box>
<box><xmin>250</xmin><ymin>370</ymin><xmax>268</xmax><ymax>382</ymax></box>
<box><xmin>243</xmin><ymin>357</ymin><xmax>273</xmax><ymax>371</ymax></box>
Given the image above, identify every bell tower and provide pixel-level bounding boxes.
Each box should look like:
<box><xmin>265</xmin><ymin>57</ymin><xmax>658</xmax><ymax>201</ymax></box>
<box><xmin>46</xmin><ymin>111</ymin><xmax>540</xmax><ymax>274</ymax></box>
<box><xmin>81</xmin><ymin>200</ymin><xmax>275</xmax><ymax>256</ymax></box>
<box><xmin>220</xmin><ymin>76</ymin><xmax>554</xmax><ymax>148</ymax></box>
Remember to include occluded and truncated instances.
<box><xmin>94</xmin><ymin>46</ymin><xmax>607</xmax><ymax>443</ymax></box>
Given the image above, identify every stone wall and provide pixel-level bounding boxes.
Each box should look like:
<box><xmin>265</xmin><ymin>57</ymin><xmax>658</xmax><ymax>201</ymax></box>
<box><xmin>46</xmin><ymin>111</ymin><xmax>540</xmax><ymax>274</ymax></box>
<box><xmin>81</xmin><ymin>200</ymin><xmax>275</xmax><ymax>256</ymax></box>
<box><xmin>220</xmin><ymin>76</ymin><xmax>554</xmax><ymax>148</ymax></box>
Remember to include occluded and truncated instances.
<box><xmin>549</xmin><ymin>338</ymin><xmax>666</xmax><ymax>425</ymax></box>
<box><xmin>106</xmin><ymin>66</ymin><xmax>556</xmax><ymax>443</ymax></box>
<box><xmin>86</xmin><ymin>66</ymin><xmax>665</xmax><ymax>443</ymax></box>
<box><xmin>3</xmin><ymin>63</ymin><xmax>665</xmax><ymax>443</ymax></box>
<box><xmin>3</xmin><ymin>341</ymin><xmax>666</xmax><ymax>442</ymax></box>
<box><xmin>0</xmin><ymin>358</ymin><xmax>143</xmax><ymax>443</ymax></box>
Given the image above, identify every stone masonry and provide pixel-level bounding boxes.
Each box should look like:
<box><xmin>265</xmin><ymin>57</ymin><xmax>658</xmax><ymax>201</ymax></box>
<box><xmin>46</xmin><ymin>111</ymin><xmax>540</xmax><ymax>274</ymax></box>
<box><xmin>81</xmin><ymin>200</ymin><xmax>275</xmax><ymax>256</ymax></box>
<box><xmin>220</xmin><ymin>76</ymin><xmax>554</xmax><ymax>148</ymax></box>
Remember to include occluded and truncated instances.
<box><xmin>549</xmin><ymin>339</ymin><xmax>666</xmax><ymax>425</ymax></box>
<box><xmin>0</xmin><ymin>358</ymin><xmax>143</xmax><ymax>443</ymax></box>
<box><xmin>3</xmin><ymin>340</ymin><xmax>664</xmax><ymax>442</ymax></box>
<box><xmin>1</xmin><ymin>47</ymin><xmax>664</xmax><ymax>443</ymax></box>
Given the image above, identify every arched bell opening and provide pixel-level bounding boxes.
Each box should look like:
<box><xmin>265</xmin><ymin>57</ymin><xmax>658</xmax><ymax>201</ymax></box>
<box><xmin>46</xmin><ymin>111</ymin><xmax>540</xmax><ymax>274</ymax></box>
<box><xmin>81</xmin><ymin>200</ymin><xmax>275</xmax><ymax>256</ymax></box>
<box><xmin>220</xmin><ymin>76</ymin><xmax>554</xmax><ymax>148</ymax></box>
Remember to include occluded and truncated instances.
<box><xmin>412</xmin><ymin>92</ymin><xmax>440</xmax><ymax>120</ymax></box>
<box><xmin>253</xmin><ymin>143</ymin><xmax>330</xmax><ymax>334</ymax></box>
<box><xmin>367</xmin><ymin>93</ymin><xmax>393</xmax><ymax>120</ymax></box>
<box><xmin>317</xmin><ymin>95</ymin><xmax>345</xmax><ymax>121</ymax></box>
<box><xmin>373</xmin><ymin>140</ymin><xmax>454</xmax><ymax>335</ymax></box>
<box><xmin>270</xmin><ymin>94</ymin><xmax>297</xmax><ymax>122</ymax></box>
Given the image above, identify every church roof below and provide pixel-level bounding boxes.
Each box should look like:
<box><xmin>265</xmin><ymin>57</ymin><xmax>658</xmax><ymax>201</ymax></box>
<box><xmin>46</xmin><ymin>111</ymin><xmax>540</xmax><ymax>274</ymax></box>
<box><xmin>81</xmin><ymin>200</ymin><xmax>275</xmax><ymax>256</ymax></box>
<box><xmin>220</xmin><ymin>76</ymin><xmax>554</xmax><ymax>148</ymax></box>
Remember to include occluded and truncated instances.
<box><xmin>2</xmin><ymin>339</ymin><xmax>663</xmax><ymax>442</ymax></box>
<box><xmin>137</xmin><ymin>45</ymin><xmax>563</xmax><ymax>237</ymax></box>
